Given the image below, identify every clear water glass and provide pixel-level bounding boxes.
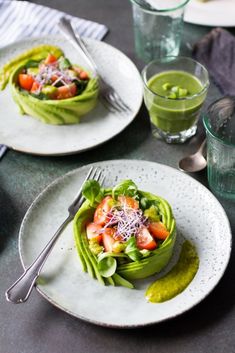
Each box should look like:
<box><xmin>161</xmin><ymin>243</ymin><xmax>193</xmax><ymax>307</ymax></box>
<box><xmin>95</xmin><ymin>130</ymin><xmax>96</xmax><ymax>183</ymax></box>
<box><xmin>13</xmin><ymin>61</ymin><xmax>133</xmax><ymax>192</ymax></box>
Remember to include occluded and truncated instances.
<box><xmin>130</xmin><ymin>0</ymin><xmax>190</xmax><ymax>62</ymax></box>
<box><xmin>203</xmin><ymin>97</ymin><xmax>235</xmax><ymax>200</ymax></box>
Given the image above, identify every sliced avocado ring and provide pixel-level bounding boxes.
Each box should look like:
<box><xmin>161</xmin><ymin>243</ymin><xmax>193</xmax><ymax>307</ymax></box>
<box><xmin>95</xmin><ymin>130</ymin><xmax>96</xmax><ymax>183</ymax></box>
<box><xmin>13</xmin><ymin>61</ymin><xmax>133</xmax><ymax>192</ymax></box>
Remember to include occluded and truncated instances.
<box><xmin>73</xmin><ymin>187</ymin><xmax>177</xmax><ymax>288</ymax></box>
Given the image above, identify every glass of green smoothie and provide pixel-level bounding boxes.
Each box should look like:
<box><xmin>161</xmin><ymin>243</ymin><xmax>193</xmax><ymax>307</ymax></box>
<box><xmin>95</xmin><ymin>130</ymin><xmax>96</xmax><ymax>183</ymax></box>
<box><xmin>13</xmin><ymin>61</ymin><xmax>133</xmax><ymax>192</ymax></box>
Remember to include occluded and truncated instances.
<box><xmin>142</xmin><ymin>56</ymin><xmax>209</xmax><ymax>143</ymax></box>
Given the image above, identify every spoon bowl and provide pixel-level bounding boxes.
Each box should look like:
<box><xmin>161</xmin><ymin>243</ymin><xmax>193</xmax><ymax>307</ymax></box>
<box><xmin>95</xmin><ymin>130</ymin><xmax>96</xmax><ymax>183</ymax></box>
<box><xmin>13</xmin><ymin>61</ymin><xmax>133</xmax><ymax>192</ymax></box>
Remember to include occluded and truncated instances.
<box><xmin>178</xmin><ymin>139</ymin><xmax>207</xmax><ymax>172</ymax></box>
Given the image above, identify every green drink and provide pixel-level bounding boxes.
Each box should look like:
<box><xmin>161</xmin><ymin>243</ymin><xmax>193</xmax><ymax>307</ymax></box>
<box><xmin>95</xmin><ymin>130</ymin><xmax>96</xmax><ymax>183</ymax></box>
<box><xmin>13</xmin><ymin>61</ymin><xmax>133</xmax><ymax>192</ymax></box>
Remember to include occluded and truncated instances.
<box><xmin>142</xmin><ymin>57</ymin><xmax>209</xmax><ymax>143</ymax></box>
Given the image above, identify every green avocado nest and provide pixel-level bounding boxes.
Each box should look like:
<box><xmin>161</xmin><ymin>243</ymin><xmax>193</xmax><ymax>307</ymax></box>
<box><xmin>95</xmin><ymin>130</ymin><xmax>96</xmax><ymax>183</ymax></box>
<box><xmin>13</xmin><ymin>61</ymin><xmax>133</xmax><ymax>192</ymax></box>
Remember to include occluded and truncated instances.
<box><xmin>0</xmin><ymin>45</ymin><xmax>99</xmax><ymax>125</ymax></box>
<box><xmin>73</xmin><ymin>179</ymin><xmax>177</xmax><ymax>289</ymax></box>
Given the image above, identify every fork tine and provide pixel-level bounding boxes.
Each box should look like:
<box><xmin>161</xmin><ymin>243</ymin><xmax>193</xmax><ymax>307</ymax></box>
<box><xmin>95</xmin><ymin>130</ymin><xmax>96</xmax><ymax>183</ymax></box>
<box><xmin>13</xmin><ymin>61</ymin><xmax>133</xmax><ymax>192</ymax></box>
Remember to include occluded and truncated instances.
<box><xmin>109</xmin><ymin>96</ymin><xmax>126</xmax><ymax>112</ymax></box>
<box><xmin>100</xmin><ymin>97</ymin><xmax>118</xmax><ymax>113</ymax></box>
<box><xmin>106</xmin><ymin>94</ymin><xmax>125</xmax><ymax>112</ymax></box>
<box><xmin>107</xmin><ymin>91</ymin><xmax>131</xmax><ymax>113</ymax></box>
<box><xmin>70</xmin><ymin>166</ymin><xmax>95</xmax><ymax>205</ymax></box>
<box><xmin>112</xmin><ymin>91</ymin><xmax>132</xmax><ymax>112</ymax></box>
<box><xmin>93</xmin><ymin>168</ymin><xmax>105</xmax><ymax>186</ymax></box>
<box><xmin>101</xmin><ymin>94</ymin><xmax>123</xmax><ymax>113</ymax></box>
<box><xmin>99</xmin><ymin>174</ymin><xmax>105</xmax><ymax>186</ymax></box>
<box><xmin>71</xmin><ymin>167</ymin><xmax>105</xmax><ymax>211</ymax></box>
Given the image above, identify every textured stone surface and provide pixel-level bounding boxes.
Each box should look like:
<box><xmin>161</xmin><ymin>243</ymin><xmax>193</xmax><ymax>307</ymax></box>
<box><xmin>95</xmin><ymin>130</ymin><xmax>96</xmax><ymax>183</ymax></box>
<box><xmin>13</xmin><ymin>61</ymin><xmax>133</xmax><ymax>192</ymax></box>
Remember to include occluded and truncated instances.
<box><xmin>0</xmin><ymin>1</ymin><xmax>234</xmax><ymax>353</ymax></box>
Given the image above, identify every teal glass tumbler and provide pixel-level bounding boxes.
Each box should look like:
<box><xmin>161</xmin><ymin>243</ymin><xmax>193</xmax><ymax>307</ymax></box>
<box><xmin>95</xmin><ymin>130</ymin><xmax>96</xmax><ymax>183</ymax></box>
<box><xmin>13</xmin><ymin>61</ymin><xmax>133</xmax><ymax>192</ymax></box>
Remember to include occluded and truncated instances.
<box><xmin>203</xmin><ymin>97</ymin><xmax>235</xmax><ymax>200</ymax></box>
<box><xmin>129</xmin><ymin>0</ymin><xmax>190</xmax><ymax>62</ymax></box>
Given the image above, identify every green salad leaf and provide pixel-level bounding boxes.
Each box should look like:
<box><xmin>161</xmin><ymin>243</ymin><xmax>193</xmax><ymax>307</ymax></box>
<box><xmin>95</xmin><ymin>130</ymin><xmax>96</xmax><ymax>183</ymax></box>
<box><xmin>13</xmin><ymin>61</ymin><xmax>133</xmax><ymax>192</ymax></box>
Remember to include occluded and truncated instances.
<box><xmin>144</xmin><ymin>205</ymin><xmax>160</xmax><ymax>222</ymax></box>
<box><xmin>82</xmin><ymin>179</ymin><xmax>101</xmax><ymax>206</ymax></box>
<box><xmin>125</xmin><ymin>236</ymin><xmax>142</xmax><ymax>262</ymax></box>
<box><xmin>112</xmin><ymin>179</ymin><xmax>138</xmax><ymax>199</ymax></box>
<box><xmin>98</xmin><ymin>255</ymin><xmax>117</xmax><ymax>278</ymax></box>
<box><xmin>139</xmin><ymin>196</ymin><xmax>160</xmax><ymax>210</ymax></box>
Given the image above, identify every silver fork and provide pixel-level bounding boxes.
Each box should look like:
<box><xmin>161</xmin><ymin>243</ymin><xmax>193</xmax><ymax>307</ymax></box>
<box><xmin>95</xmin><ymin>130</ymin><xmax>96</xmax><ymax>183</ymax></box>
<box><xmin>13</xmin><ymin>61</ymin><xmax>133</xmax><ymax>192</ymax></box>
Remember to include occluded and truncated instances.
<box><xmin>5</xmin><ymin>166</ymin><xmax>105</xmax><ymax>304</ymax></box>
<box><xmin>58</xmin><ymin>17</ymin><xmax>132</xmax><ymax>113</ymax></box>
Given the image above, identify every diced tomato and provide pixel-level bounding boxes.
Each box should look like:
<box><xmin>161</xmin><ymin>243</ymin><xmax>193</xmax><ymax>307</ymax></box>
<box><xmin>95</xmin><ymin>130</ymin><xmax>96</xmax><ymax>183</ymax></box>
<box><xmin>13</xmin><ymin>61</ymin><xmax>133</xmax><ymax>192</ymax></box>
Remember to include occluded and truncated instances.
<box><xmin>94</xmin><ymin>196</ymin><xmax>113</xmax><ymax>226</ymax></box>
<box><xmin>18</xmin><ymin>74</ymin><xmax>34</xmax><ymax>91</ymax></box>
<box><xmin>44</xmin><ymin>53</ymin><xmax>57</xmax><ymax>65</ymax></box>
<box><xmin>136</xmin><ymin>226</ymin><xmax>157</xmax><ymax>250</ymax></box>
<box><xmin>86</xmin><ymin>223</ymin><xmax>102</xmax><ymax>243</ymax></box>
<box><xmin>102</xmin><ymin>228</ymin><xmax>115</xmax><ymax>252</ymax></box>
<box><xmin>51</xmin><ymin>75</ymin><xmax>59</xmax><ymax>82</ymax></box>
<box><xmin>79</xmin><ymin>71</ymin><xmax>89</xmax><ymax>80</ymax></box>
<box><xmin>55</xmin><ymin>83</ymin><xmax>77</xmax><ymax>100</ymax></box>
<box><xmin>30</xmin><ymin>81</ymin><xmax>40</xmax><ymax>93</ymax></box>
<box><xmin>148</xmin><ymin>222</ymin><xmax>170</xmax><ymax>240</ymax></box>
<box><xmin>118</xmin><ymin>195</ymin><xmax>139</xmax><ymax>209</ymax></box>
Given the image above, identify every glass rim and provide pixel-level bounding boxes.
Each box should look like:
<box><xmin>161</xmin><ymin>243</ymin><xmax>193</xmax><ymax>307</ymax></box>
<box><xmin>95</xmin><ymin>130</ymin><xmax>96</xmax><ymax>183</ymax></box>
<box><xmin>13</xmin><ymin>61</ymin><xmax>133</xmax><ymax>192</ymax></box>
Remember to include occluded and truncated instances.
<box><xmin>203</xmin><ymin>98</ymin><xmax>235</xmax><ymax>148</ymax></box>
<box><xmin>130</xmin><ymin>0</ymin><xmax>190</xmax><ymax>13</ymax></box>
<box><xmin>141</xmin><ymin>56</ymin><xmax>210</xmax><ymax>102</ymax></box>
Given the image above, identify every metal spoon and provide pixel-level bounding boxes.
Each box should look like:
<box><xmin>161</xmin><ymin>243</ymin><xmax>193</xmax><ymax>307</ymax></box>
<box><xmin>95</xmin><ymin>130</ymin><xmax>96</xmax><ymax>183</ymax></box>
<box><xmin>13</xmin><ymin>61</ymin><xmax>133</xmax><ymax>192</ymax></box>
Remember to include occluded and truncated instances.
<box><xmin>178</xmin><ymin>139</ymin><xmax>207</xmax><ymax>172</ymax></box>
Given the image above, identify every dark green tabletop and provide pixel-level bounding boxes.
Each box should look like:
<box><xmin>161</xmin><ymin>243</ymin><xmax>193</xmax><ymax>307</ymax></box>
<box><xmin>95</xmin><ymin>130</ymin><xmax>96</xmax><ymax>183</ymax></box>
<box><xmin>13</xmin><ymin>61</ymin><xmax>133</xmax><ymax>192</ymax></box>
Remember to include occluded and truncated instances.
<box><xmin>0</xmin><ymin>1</ymin><xmax>234</xmax><ymax>352</ymax></box>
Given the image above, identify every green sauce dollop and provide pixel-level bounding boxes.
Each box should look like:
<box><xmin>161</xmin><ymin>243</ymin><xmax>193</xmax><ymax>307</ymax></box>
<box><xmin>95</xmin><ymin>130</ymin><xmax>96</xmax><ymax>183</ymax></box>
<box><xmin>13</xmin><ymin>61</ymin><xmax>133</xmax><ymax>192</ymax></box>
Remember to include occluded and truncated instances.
<box><xmin>145</xmin><ymin>240</ymin><xmax>199</xmax><ymax>303</ymax></box>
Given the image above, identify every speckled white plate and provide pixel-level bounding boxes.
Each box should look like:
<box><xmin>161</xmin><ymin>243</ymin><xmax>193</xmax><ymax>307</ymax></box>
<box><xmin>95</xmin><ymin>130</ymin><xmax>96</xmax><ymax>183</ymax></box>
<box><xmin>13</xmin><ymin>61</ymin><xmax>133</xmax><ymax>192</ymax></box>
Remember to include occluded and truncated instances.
<box><xmin>19</xmin><ymin>160</ymin><xmax>232</xmax><ymax>327</ymax></box>
<box><xmin>184</xmin><ymin>0</ymin><xmax>235</xmax><ymax>27</ymax></box>
<box><xmin>0</xmin><ymin>37</ymin><xmax>142</xmax><ymax>156</ymax></box>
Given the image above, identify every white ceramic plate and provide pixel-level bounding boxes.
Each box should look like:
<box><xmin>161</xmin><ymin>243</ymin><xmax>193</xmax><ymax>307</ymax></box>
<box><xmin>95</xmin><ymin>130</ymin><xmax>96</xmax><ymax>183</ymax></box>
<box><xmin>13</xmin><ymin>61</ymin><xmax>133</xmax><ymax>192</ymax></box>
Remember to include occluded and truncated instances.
<box><xmin>19</xmin><ymin>160</ymin><xmax>232</xmax><ymax>327</ymax></box>
<box><xmin>0</xmin><ymin>37</ymin><xmax>142</xmax><ymax>156</ymax></box>
<box><xmin>184</xmin><ymin>0</ymin><xmax>235</xmax><ymax>27</ymax></box>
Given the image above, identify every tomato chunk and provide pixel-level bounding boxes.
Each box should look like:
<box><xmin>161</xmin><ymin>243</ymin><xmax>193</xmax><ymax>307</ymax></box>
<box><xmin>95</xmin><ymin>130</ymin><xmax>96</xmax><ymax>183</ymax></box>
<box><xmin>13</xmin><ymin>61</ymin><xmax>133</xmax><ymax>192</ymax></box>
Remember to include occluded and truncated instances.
<box><xmin>86</xmin><ymin>223</ymin><xmax>102</xmax><ymax>243</ymax></box>
<box><xmin>102</xmin><ymin>228</ymin><xmax>115</xmax><ymax>252</ymax></box>
<box><xmin>148</xmin><ymin>222</ymin><xmax>169</xmax><ymax>240</ymax></box>
<box><xmin>79</xmin><ymin>71</ymin><xmax>89</xmax><ymax>80</ymax></box>
<box><xmin>44</xmin><ymin>53</ymin><xmax>57</xmax><ymax>65</ymax></box>
<box><xmin>118</xmin><ymin>196</ymin><xmax>139</xmax><ymax>209</ymax></box>
<box><xmin>18</xmin><ymin>74</ymin><xmax>34</xmax><ymax>91</ymax></box>
<box><xmin>55</xmin><ymin>83</ymin><xmax>77</xmax><ymax>100</ymax></box>
<box><xmin>136</xmin><ymin>226</ymin><xmax>157</xmax><ymax>250</ymax></box>
<box><xmin>94</xmin><ymin>196</ymin><xmax>113</xmax><ymax>226</ymax></box>
<box><xmin>30</xmin><ymin>81</ymin><xmax>40</xmax><ymax>93</ymax></box>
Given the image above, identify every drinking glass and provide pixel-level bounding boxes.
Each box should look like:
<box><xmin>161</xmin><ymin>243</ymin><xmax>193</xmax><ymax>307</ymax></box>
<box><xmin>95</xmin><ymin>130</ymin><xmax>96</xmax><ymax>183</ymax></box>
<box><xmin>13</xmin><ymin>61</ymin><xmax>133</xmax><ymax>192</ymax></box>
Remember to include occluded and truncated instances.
<box><xmin>142</xmin><ymin>56</ymin><xmax>209</xmax><ymax>144</ymax></box>
<box><xmin>129</xmin><ymin>0</ymin><xmax>190</xmax><ymax>62</ymax></box>
<box><xmin>203</xmin><ymin>97</ymin><xmax>235</xmax><ymax>200</ymax></box>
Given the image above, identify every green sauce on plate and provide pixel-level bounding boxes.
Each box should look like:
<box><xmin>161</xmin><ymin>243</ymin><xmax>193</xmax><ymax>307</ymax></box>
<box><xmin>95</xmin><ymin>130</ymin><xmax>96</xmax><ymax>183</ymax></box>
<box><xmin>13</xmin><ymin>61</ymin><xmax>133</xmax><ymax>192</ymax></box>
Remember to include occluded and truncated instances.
<box><xmin>145</xmin><ymin>240</ymin><xmax>199</xmax><ymax>303</ymax></box>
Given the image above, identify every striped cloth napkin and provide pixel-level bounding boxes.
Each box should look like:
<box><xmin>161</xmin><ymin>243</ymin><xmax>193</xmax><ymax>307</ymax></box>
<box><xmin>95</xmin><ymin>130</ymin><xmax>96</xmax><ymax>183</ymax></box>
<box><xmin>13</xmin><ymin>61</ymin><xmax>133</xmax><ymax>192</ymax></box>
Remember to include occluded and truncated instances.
<box><xmin>0</xmin><ymin>0</ymin><xmax>108</xmax><ymax>159</ymax></box>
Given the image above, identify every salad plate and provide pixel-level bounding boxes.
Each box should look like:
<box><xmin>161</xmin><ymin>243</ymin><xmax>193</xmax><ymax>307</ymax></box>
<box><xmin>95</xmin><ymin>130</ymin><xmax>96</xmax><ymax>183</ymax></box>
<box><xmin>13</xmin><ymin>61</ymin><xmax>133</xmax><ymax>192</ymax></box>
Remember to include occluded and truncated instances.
<box><xmin>19</xmin><ymin>160</ymin><xmax>232</xmax><ymax>327</ymax></box>
<box><xmin>184</xmin><ymin>0</ymin><xmax>235</xmax><ymax>27</ymax></box>
<box><xmin>0</xmin><ymin>37</ymin><xmax>143</xmax><ymax>156</ymax></box>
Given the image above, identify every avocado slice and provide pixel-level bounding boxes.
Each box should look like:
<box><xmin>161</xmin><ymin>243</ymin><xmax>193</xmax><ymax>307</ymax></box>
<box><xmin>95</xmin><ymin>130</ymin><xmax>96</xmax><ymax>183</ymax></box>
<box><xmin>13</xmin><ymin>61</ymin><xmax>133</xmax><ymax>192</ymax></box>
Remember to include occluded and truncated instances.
<box><xmin>27</xmin><ymin>67</ymin><xmax>39</xmax><ymax>76</ymax></box>
<box><xmin>41</xmin><ymin>85</ymin><xmax>58</xmax><ymax>99</ymax></box>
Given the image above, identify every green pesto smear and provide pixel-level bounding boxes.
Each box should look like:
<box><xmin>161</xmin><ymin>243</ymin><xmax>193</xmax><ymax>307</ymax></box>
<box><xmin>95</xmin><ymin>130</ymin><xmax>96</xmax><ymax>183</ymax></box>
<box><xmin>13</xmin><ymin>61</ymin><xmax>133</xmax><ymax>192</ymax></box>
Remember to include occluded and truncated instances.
<box><xmin>145</xmin><ymin>240</ymin><xmax>199</xmax><ymax>303</ymax></box>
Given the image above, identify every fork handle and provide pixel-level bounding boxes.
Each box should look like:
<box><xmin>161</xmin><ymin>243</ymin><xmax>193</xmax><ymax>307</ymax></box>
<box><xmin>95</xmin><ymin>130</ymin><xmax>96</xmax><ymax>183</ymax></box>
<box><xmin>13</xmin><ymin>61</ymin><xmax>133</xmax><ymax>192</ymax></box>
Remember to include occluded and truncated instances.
<box><xmin>58</xmin><ymin>17</ymin><xmax>98</xmax><ymax>77</ymax></box>
<box><xmin>5</xmin><ymin>215</ymin><xmax>72</xmax><ymax>304</ymax></box>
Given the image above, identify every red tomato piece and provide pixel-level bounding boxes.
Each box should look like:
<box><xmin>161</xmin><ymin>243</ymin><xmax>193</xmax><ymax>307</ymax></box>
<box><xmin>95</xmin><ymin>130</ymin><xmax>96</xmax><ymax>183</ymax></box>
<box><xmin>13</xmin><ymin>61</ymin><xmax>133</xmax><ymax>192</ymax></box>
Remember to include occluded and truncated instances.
<box><xmin>148</xmin><ymin>222</ymin><xmax>170</xmax><ymax>240</ymax></box>
<box><xmin>18</xmin><ymin>74</ymin><xmax>34</xmax><ymax>91</ymax></box>
<box><xmin>136</xmin><ymin>226</ymin><xmax>157</xmax><ymax>250</ymax></box>
<box><xmin>55</xmin><ymin>83</ymin><xmax>77</xmax><ymax>100</ymax></box>
<box><xmin>102</xmin><ymin>228</ymin><xmax>115</xmax><ymax>252</ymax></box>
<box><xmin>51</xmin><ymin>75</ymin><xmax>59</xmax><ymax>82</ymax></box>
<box><xmin>86</xmin><ymin>223</ymin><xmax>102</xmax><ymax>243</ymax></box>
<box><xmin>30</xmin><ymin>81</ymin><xmax>40</xmax><ymax>93</ymax></box>
<box><xmin>79</xmin><ymin>71</ymin><xmax>89</xmax><ymax>80</ymax></box>
<box><xmin>44</xmin><ymin>53</ymin><xmax>57</xmax><ymax>65</ymax></box>
<box><xmin>118</xmin><ymin>196</ymin><xmax>139</xmax><ymax>209</ymax></box>
<box><xmin>94</xmin><ymin>196</ymin><xmax>113</xmax><ymax>226</ymax></box>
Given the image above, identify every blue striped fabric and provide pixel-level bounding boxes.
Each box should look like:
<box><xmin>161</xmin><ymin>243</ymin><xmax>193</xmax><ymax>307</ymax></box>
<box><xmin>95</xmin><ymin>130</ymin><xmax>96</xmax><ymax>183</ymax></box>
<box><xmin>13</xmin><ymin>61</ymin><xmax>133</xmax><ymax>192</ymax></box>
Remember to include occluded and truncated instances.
<box><xmin>0</xmin><ymin>0</ymin><xmax>108</xmax><ymax>159</ymax></box>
